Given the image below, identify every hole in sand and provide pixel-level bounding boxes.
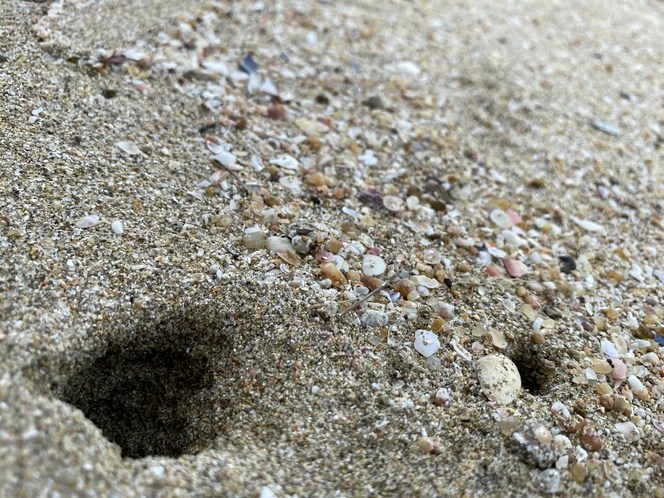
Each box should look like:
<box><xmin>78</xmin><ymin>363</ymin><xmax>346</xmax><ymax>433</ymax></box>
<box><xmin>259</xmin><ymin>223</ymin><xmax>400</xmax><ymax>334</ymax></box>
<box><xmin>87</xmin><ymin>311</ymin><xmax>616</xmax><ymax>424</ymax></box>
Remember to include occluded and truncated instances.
<box><xmin>57</xmin><ymin>308</ymin><xmax>233</xmax><ymax>459</ymax></box>
<box><xmin>509</xmin><ymin>341</ymin><xmax>561</xmax><ymax>396</ymax></box>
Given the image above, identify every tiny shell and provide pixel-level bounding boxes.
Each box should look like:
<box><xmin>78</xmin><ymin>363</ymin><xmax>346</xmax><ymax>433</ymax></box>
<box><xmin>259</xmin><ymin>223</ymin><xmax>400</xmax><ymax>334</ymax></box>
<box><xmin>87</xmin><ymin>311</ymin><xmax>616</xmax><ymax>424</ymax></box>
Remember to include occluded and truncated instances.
<box><xmin>414</xmin><ymin>330</ymin><xmax>440</xmax><ymax>358</ymax></box>
<box><xmin>504</xmin><ymin>259</ymin><xmax>528</xmax><ymax>277</ymax></box>
<box><xmin>476</xmin><ymin>354</ymin><xmax>521</xmax><ymax>405</ymax></box>
<box><xmin>360</xmin><ymin>309</ymin><xmax>388</xmax><ymax>327</ymax></box>
<box><xmin>382</xmin><ymin>195</ymin><xmax>404</xmax><ymax>212</ymax></box>
<box><xmin>570</xmin><ymin>216</ymin><xmax>604</xmax><ymax>233</ymax></box>
<box><xmin>115</xmin><ymin>140</ymin><xmax>142</xmax><ymax>156</ymax></box>
<box><xmin>490</xmin><ymin>209</ymin><xmax>512</xmax><ymax>229</ymax></box>
<box><xmin>266</xmin><ymin>236</ymin><xmax>294</xmax><ymax>254</ymax></box>
<box><xmin>213</xmin><ymin>151</ymin><xmax>237</xmax><ymax>166</ymax></box>
<box><xmin>243</xmin><ymin>229</ymin><xmax>266</xmax><ymax>249</ymax></box>
<box><xmin>75</xmin><ymin>215</ymin><xmax>100</xmax><ymax>228</ymax></box>
<box><xmin>362</xmin><ymin>254</ymin><xmax>386</xmax><ymax>276</ymax></box>
<box><xmin>410</xmin><ymin>275</ymin><xmax>441</xmax><ymax>289</ymax></box>
<box><xmin>611</xmin><ymin>357</ymin><xmax>627</xmax><ymax>380</ymax></box>
<box><xmin>615</xmin><ymin>421</ymin><xmax>640</xmax><ymax>442</ymax></box>
<box><xmin>111</xmin><ymin>220</ymin><xmax>124</xmax><ymax>234</ymax></box>
<box><xmin>423</xmin><ymin>248</ymin><xmax>441</xmax><ymax>265</ymax></box>
<box><xmin>270</xmin><ymin>154</ymin><xmax>299</xmax><ymax>170</ymax></box>
<box><xmin>321</xmin><ymin>262</ymin><xmax>347</xmax><ymax>288</ymax></box>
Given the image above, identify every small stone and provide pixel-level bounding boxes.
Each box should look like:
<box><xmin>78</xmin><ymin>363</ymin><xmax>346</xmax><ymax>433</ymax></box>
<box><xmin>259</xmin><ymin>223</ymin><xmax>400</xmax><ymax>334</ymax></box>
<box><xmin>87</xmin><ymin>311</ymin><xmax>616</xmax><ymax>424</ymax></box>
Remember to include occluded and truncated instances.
<box><xmin>306</xmin><ymin>172</ymin><xmax>326</xmax><ymax>186</ymax></box>
<box><xmin>243</xmin><ymin>228</ymin><xmax>266</xmax><ymax>249</ymax></box>
<box><xmin>613</xmin><ymin>396</ymin><xmax>631</xmax><ymax>416</ymax></box>
<box><xmin>558</xmin><ymin>255</ymin><xmax>576</xmax><ymax>274</ymax></box>
<box><xmin>590</xmin><ymin>358</ymin><xmax>612</xmax><ymax>375</ymax></box>
<box><xmin>599</xmin><ymin>395</ymin><xmax>613</xmax><ymax>411</ymax></box>
<box><xmin>490</xmin><ymin>329</ymin><xmax>507</xmax><ymax>349</ymax></box>
<box><xmin>321</xmin><ymin>262</ymin><xmax>347</xmax><ymax>288</ymax></box>
<box><xmin>570</xmin><ymin>463</ymin><xmax>587</xmax><ymax>483</ymax></box>
<box><xmin>360</xmin><ymin>274</ymin><xmax>383</xmax><ymax>291</ymax></box>
<box><xmin>532</xmin><ymin>331</ymin><xmax>545</xmax><ymax>345</ymax></box>
<box><xmin>533</xmin><ymin>469</ymin><xmax>560</xmax><ymax>494</ymax></box>
<box><xmin>363</xmin><ymin>95</ymin><xmax>384</xmax><ymax>109</ymax></box>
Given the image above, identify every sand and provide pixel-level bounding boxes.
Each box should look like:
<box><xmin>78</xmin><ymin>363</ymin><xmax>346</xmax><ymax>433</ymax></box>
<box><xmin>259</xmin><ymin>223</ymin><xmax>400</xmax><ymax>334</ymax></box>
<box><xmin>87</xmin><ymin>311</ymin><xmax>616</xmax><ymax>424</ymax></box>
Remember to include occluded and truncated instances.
<box><xmin>2</xmin><ymin>0</ymin><xmax>664</xmax><ymax>496</ymax></box>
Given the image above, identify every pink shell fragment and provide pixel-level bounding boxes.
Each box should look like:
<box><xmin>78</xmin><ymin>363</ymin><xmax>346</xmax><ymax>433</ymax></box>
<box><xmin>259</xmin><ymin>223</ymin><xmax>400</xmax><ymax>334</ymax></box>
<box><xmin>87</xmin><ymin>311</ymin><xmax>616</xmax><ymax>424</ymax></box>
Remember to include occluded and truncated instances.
<box><xmin>611</xmin><ymin>357</ymin><xmax>627</xmax><ymax>380</ymax></box>
<box><xmin>506</xmin><ymin>209</ymin><xmax>522</xmax><ymax>225</ymax></box>
<box><xmin>315</xmin><ymin>250</ymin><xmax>336</xmax><ymax>263</ymax></box>
<box><xmin>503</xmin><ymin>259</ymin><xmax>528</xmax><ymax>277</ymax></box>
<box><xmin>487</xmin><ymin>265</ymin><xmax>505</xmax><ymax>277</ymax></box>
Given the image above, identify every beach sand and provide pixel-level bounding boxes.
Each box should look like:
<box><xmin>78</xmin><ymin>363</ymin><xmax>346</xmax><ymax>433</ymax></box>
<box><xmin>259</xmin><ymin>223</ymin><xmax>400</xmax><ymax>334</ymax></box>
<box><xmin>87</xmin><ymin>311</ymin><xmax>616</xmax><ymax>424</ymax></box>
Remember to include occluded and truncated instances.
<box><xmin>2</xmin><ymin>0</ymin><xmax>664</xmax><ymax>496</ymax></box>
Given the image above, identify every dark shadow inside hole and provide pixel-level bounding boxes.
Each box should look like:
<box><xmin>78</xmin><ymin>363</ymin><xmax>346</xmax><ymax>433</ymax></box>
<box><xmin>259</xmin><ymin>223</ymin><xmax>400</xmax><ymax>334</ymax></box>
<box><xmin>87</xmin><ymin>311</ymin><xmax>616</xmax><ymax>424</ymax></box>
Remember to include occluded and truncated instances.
<box><xmin>509</xmin><ymin>345</ymin><xmax>559</xmax><ymax>396</ymax></box>
<box><xmin>58</xmin><ymin>311</ymin><xmax>231</xmax><ymax>459</ymax></box>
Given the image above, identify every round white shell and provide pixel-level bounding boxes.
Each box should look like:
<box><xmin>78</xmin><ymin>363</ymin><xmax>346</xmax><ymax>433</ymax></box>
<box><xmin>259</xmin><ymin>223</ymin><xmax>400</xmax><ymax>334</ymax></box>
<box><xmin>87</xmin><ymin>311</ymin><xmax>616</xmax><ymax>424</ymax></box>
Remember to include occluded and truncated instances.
<box><xmin>362</xmin><ymin>254</ymin><xmax>386</xmax><ymax>276</ymax></box>
<box><xmin>476</xmin><ymin>354</ymin><xmax>521</xmax><ymax>405</ymax></box>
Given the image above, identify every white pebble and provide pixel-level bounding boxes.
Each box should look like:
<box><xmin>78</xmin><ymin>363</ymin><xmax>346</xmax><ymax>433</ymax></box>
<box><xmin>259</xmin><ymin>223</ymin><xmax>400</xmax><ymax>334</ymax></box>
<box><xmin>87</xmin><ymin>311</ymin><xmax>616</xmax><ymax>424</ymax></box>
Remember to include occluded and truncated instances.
<box><xmin>111</xmin><ymin>220</ymin><xmax>124</xmax><ymax>234</ymax></box>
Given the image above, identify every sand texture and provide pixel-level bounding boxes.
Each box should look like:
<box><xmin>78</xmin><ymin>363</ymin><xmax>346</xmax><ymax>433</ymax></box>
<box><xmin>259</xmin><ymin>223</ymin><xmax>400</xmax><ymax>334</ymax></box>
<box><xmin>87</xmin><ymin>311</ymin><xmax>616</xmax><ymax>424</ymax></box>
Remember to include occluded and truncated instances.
<box><xmin>3</xmin><ymin>0</ymin><xmax>664</xmax><ymax>496</ymax></box>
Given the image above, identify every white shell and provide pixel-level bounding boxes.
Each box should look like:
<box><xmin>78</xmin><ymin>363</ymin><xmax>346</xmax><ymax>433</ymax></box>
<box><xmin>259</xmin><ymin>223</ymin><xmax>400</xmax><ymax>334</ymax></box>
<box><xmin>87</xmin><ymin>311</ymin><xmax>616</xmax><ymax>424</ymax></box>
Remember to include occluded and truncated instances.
<box><xmin>476</xmin><ymin>354</ymin><xmax>521</xmax><ymax>405</ymax></box>
<box><xmin>75</xmin><ymin>215</ymin><xmax>99</xmax><ymax>228</ymax></box>
<box><xmin>213</xmin><ymin>151</ymin><xmax>237</xmax><ymax>166</ymax></box>
<box><xmin>266</xmin><ymin>236</ymin><xmax>294</xmax><ymax>254</ymax></box>
<box><xmin>570</xmin><ymin>215</ymin><xmax>604</xmax><ymax>233</ymax></box>
<box><xmin>410</xmin><ymin>275</ymin><xmax>440</xmax><ymax>289</ymax></box>
<box><xmin>115</xmin><ymin>141</ymin><xmax>142</xmax><ymax>156</ymax></box>
<box><xmin>615</xmin><ymin>421</ymin><xmax>640</xmax><ymax>442</ymax></box>
<box><xmin>382</xmin><ymin>195</ymin><xmax>404</xmax><ymax>212</ymax></box>
<box><xmin>414</xmin><ymin>330</ymin><xmax>440</xmax><ymax>357</ymax></box>
<box><xmin>270</xmin><ymin>154</ymin><xmax>299</xmax><ymax>170</ymax></box>
<box><xmin>111</xmin><ymin>220</ymin><xmax>124</xmax><ymax>234</ymax></box>
<box><xmin>362</xmin><ymin>254</ymin><xmax>386</xmax><ymax>276</ymax></box>
<box><xmin>490</xmin><ymin>209</ymin><xmax>512</xmax><ymax>229</ymax></box>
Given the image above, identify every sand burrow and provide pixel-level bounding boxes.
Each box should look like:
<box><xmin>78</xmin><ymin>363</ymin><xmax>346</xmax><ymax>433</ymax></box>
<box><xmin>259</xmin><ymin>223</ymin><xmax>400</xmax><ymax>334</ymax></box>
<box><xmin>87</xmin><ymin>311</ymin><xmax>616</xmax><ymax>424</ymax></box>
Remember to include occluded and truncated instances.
<box><xmin>55</xmin><ymin>303</ymin><xmax>236</xmax><ymax>459</ymax></box>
